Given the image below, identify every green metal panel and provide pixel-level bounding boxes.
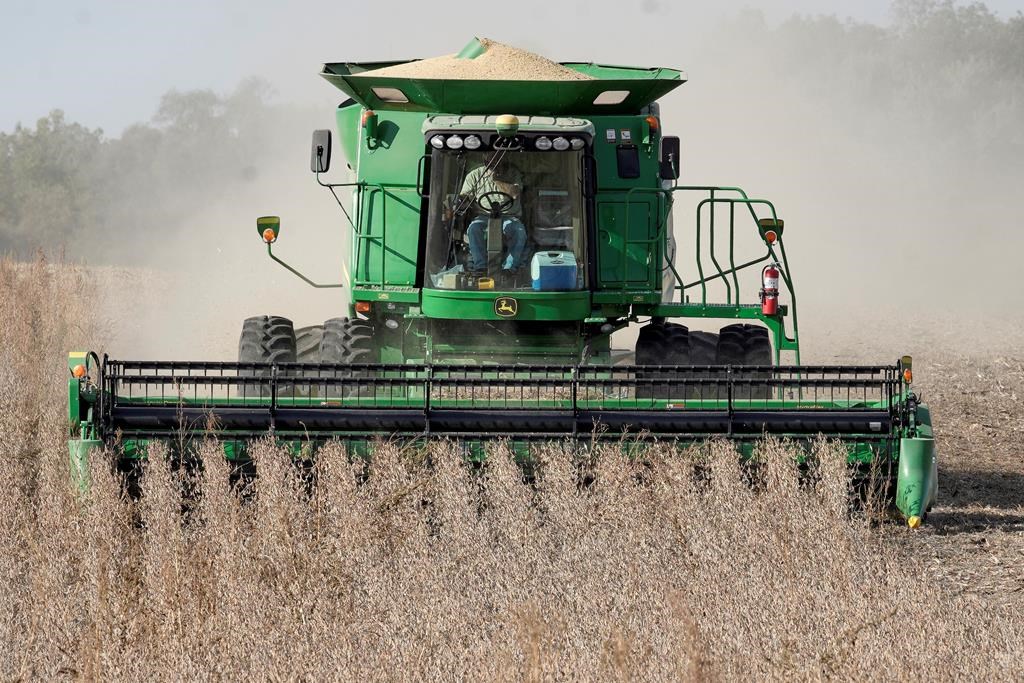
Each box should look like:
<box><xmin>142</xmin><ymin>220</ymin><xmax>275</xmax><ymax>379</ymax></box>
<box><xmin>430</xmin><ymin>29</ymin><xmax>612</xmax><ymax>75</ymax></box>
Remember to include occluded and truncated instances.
<box><xmin>586</xmin><ymin>114</ymin><xmax>664</xmax><ymax>294</ymax></box>
<box><xmin>340</xmin><ymin>109</ymin><xmax>428</xmax><ymax>288</ymax></box>
<box><xmin>897</xmin><ymin>437</ymin><xmax>938</xmax><ymax>522</ymax></box>
<box><xmin>422</xmin><ymin>289</ymin><xmax>590</xmax><ymax>321</ymax></box>
<box><xmin>68</xmin><ymin>439</ymin><xmax>99</xmax><ymax>494</ymax></box>
<box><xmin>426</xmin><ymin>319</ymin><xmax>585</xmax><ymax>362</ymax></box>
<box><xmin>68</xmin><ymin>377</ymin><xmax>81</xmax><ymax>431</ymax></box>
<box><xmin>351</xmin><ymin>287</ymin><xmax>421</xmax><ymax>304</ymax></box>
<box><xmin>589</xmin><ymin>118</ymin><xmax>661</xmax><ymax>185</ymax></box>
<box><xmin>596</xmin><ymin>200</ymin><xmax>656</xmax><ymax>286</ymax></box>
<box><xmin>335</xmin><ymin>101</ymin><xmax>361</xmax><ymax>169</ymax></box>
<box><xmin>320</xmin><ymin>62</ymin><xmax>684</xmax><ymax>116</ymax></box>
<box><xmin>894</xmin><ymin>403</ymin><xmax>939</xmax><ymax>525</ymax></box>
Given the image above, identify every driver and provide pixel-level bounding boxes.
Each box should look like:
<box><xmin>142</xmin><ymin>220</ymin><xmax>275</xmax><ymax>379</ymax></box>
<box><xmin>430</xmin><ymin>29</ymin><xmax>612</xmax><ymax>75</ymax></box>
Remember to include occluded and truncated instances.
<box><xmin>457</xmin><ymin>159</ymin><xmax>528</xmax><ymax>275</ymax></box>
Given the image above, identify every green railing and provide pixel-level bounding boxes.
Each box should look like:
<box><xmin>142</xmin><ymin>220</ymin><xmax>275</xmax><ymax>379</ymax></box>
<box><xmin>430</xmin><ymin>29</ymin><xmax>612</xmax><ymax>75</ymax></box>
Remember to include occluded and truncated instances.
<box><xmin>623</xmin><ymin>185</ymin><xmax>801</xmax><ymax>364</ymax></box>
<box><xmin>354</xmin><ymin>182</ymin><xmax>419</xmax><ymax>288</ymax></box>
<box><xmin>316</xmin><ymin>173</ymin><xmax>419</xmax><ymax>289</ymax></box>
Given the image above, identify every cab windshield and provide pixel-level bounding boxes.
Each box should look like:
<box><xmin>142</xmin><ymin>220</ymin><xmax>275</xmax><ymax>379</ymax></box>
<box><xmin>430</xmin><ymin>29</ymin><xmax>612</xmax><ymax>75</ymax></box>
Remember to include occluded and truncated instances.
<box><xmin>424</xmin><ymin>145</ymin><xmax>587</xmax><ymax>291</ymax></box>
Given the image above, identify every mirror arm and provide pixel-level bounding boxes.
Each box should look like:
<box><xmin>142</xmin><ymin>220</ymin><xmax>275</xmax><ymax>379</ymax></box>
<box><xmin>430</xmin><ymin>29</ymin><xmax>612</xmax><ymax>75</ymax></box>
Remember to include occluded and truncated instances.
<box><xmin>314</xmin><ymin>172</ymin><xmax>362</xmax><ymax>235</ymax></box>
<box><xmin>265</xmin><ymin>243</ymin><xmax>345</xmax><ymax>289</ymax></box>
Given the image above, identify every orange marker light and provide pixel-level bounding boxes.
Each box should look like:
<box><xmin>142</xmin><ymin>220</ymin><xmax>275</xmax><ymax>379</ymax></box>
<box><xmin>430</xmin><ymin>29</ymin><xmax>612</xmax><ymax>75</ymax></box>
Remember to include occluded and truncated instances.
<box><xmin>764</xmin><ymin>230</ymin><xmax>778</xmax><ymax>244</ymax></box>
<box><xmin>361</xmin><ymin>109</ymin><xmax>376</xmax><ymax>126</ymax></box>
<box><xmin>645</xmin><ymin>115</ymin><xmax>659</xmax><ymax>131</ymax></box>
<box><xmin>262</xmin><ymin>228</ymin><xmax>276</xmax><ymax>243</ymax></box>
<box><xmin>355</xmin><ymin>301</ymin><xmax>371</xmax><ymax>313</ymax></box>
<box><xmin>72</xmin><ymin>364</ymin><xmax>87</xmax><ymax>378</ymax></box>
<box><xmin>903</xmin><ymin>369</ymin><xmax>913</xmax><ymax>383</ymax></box>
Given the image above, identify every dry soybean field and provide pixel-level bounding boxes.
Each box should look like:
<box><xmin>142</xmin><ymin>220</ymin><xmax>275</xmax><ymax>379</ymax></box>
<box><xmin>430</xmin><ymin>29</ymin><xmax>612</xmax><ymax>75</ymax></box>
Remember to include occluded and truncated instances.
<box><xmin>1</xmin><ymin>257</ymin><xmax>1021</xmax><ymax>680</ymax></box>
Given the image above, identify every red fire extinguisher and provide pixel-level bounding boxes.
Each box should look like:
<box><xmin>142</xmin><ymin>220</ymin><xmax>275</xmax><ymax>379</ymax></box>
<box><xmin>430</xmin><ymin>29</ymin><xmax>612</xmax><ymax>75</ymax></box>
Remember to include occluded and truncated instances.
<box><xmin>760</xmin><ymin>263</ymin><xmax>780</xmax><ymax>315</ymax></box>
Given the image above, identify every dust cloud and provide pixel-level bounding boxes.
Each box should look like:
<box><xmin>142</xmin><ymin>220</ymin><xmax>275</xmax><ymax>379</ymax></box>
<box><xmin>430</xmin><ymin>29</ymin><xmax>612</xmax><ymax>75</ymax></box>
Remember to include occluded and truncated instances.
<box><xmin>93</xmin><ymin>3</ymin><xmax>1023</xmax><ymax>360</ymax></box>
<box><xmin>630</xmin><ymin>6</ymin><xmax>1024</xmax><ymax>360</ymax></box>
<box><xmin>669</xmin><ymin>9</ymin><xmax>1023</xmax><ymax>320</ymax></box>
<box><xmin>95</xmin><ymin>111</ymin><xmax>354</xmax><ymax>360</ymax></box>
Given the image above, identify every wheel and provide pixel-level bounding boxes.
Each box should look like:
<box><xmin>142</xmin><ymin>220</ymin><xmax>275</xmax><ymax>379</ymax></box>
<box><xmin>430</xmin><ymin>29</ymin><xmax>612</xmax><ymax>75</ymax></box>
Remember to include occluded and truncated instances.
<box><xmin>635</xmin><ymin>322</ymin><xmax>690</xmax><ymax>366</ymax></box>
<box><xmin>475</xmin><ymin>190</ymin><xmax>515</xmax><ymax>216</ymax></box>
<box><xmin>717</xmin><ymin>324</ymin><xmax>772</xmax><ymax>399</ymax></box>
<box><xmin>295</xmin><ymin>325</ymin><xmax>324</xmax><ymax>362</ymax></box>
<box><xmin>689</xmin><ymin>331</ymin><xmax>718</xmax><ymax>365</ymax></box>
<box><xmin>687</xmin><ymin>330</ymin><xmax>724</xmax><ymax>401</ymax></box>
<box><xmin>635</xmin><ymin>322</ymin><xmax>690</xmax><ymax>400</ymax></box>
<box><xmin>239</xmin><ymin>315</ymin><xmax>297</xmax><ymax>364</ymax></box>
<box><xmin>238</xmin><ymin>316</ymin><xmax>297</xmax><ymax>398</ymax></box>
<box><xmin>320</xmin><ymin>317</ymin><xmax>377</xmax><ymax>364</ymax></box>
<box><xmin>318</xmin><ymin>317</ymin><xmax>378</xmax><ymax>398</ymax></box>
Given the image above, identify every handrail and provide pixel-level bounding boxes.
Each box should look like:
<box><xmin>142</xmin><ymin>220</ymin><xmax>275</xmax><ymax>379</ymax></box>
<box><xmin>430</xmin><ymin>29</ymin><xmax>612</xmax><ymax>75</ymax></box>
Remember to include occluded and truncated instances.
<box><xmin>622</xmin><ymin>185</ymin><xmax>800</xmax><ymax>363</ymax></box>
<box><xmin>622</xmin><ymin>186</ymin><xmax>789</xmax><ymax>304</ymax></box>
<box><xmin>707</xmin><ymin>189</ymin><xmax>731</xmax><ymax>304</ymax></box>
<box><xmin>354</xmin><ymin>182</ymin><xmax>419</xmax><ymax>288</ymax></box>
<box><xmin>315</xmin><ymin>172</ymin><xmax>420</xmax><ymax>289</ymax></box>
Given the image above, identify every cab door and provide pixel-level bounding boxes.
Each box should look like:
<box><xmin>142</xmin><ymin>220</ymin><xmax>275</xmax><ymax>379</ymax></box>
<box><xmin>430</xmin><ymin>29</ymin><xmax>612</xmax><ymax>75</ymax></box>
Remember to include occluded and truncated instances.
<box><xmin>596</xmin><ymin>198</ymin><xmax>657</xmax><ymax>288</ymax></box>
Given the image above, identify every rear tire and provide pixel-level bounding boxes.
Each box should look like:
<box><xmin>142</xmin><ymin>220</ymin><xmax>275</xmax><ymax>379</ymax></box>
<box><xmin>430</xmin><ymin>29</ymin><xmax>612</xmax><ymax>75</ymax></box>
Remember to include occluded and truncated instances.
<box><xmin>635</xmin><ymin>322</ymin><xmax>690</xmax><ymax>400</ymax></box>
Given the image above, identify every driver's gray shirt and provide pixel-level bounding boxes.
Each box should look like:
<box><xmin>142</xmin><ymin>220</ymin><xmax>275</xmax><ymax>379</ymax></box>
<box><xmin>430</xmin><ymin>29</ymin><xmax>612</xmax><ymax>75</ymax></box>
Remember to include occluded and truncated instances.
<box><xmin>460</xmin><ymin>166</ymin><xmax>523</xmax><ymax>218</ymax></box>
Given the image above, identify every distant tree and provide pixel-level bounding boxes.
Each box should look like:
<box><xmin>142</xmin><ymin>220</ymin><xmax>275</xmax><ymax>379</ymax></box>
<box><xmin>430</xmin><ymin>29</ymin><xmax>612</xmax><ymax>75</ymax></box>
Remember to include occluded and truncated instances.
<box><xmin>720</xmin><ymin>0</ymin><xmax>1024</xmax><ymax>166</ymax></box>
<box><xmin>0</xmin><ymin>111</ymin><xmax>103</xmax><ymax>253</ymax></box>
<box><xmin>0</xmin><ymin>77</ymin><xmax>293</xmax><ymax>258</ymax></box>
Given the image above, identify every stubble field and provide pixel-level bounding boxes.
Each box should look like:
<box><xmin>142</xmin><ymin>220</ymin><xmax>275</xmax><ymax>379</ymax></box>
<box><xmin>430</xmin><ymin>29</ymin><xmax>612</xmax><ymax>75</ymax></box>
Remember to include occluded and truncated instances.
<box><xmin>1</xmin><ymin>256</ymin><xmax>1021</xmax><ymax>680</ymax></box>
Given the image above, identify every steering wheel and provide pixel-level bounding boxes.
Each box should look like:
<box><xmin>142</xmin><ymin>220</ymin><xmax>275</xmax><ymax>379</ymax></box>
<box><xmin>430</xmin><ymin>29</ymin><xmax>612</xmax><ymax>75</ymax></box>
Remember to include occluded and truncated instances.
<box><xmin>476</xmin><ymin>190</ymin><xmax>515</xmax><ymax>218</ymax></box>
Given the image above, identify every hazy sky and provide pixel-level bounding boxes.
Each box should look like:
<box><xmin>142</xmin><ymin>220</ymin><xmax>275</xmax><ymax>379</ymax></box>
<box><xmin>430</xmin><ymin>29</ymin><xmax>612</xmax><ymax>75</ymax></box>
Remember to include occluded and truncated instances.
<box><xmin>3</xmin><ymin>0</ymin><xmax>1021</xmax><ymax>135</ymax></box>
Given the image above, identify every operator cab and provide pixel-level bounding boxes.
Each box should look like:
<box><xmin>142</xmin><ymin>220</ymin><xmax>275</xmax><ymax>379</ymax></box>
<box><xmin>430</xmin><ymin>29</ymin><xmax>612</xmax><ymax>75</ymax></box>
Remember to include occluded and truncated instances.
<box><xmin>423</xmin><ymin>127</ymin><xmax>591</xmax><ymax>292</ymax></box>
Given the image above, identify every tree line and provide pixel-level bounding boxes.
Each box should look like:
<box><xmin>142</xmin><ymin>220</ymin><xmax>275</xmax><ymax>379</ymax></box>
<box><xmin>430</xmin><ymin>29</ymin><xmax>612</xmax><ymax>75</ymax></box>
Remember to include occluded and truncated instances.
<box><xmin>0</xmin><ymin>77</ymin><xmax>300</xmax><ymax>257</ymax></box>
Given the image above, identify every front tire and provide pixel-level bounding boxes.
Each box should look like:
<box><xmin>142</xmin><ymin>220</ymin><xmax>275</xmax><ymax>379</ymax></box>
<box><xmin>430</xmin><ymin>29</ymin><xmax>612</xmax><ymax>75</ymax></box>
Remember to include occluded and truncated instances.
<box><xmin>717</xmin><ymin>324</ymin><xmax>772</xmax><ymax>399</ymax></box>
<box><xmin>319</xmin><ymin>317</ymin><xmax>378</xmax><ymax>398</ymax></box>
<box><xmin>239</xmin><ymin>316</ymin><xmax>297</xmax><ymax>364</ymax></box>
<box><xmin>238</xmin><ymin>316</ymin><xmax>297</xmax><ymax>398</ymax></box>
<box><xmin>635</xmin><ymin>322</ymin><xmax>690</xmax><ymax>400</ymax></box>
<box><xmin>687</xmin><ymin>330</ymin><xmax>723</xmax><ymax>401</ymax></box>
<box><xmin>319</xmin><ymin>317</ymin><xmax>377</xmax><ymax>364</ymax></box>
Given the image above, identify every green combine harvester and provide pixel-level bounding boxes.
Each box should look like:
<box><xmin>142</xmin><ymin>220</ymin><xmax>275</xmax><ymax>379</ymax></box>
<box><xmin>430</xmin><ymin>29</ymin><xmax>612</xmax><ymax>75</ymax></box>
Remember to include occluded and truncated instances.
<box><xmin>67</xmin><ymin>39</ymin><xmax>938</xmax><ymax>526</ymax></box>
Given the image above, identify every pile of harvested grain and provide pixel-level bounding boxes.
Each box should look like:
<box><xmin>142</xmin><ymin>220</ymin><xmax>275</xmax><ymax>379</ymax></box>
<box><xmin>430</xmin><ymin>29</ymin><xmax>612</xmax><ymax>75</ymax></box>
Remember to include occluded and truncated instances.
<box><xmin>363</xmin><ymin>38</ymin><xmax>592</xmax><ymax>81</ymax></box>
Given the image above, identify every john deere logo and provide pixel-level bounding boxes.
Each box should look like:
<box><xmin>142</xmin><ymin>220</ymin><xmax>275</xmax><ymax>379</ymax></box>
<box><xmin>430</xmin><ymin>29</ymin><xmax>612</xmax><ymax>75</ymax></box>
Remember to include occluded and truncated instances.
<box><xmin>494</xmin><ymin>297</ymin><xmax>518</xmax><ymax>318</ymax></box>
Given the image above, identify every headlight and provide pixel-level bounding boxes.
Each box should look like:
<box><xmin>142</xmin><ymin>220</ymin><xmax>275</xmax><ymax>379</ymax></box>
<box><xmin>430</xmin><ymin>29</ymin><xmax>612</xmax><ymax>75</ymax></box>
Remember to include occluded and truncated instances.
<box><xmin>429</xmin><ymin>136</ymin><xmax>444</xmax><ymax>149</ymax></box>
<box><xmin>534</xmin><ymin>136</ymin><xmax>552</xmax><ymax>151</ymax></box>
<box><xmin>464</xmin><ymin>135</ymin><xmax>482</xmax><ymax>150</ymax></box>
<box><xmin>445</xmin><ymin>135</ymin><xmax>464</xmax><ymax>150</ymax></box>
<box><xmin>552</xmin><ymin>137</ymin><xmax>570</xmax><ymax>151</ymax></box>
<box><xmin>570</xmin><ymin>138</ymin><xmax>585</xmax><ymax>150</ymax></box>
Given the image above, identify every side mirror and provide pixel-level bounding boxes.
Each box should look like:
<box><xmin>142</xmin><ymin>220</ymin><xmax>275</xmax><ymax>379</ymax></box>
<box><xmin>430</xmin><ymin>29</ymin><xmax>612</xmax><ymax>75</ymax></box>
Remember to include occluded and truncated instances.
<box><xmin>257</xmin><ymin>216</ymin><xmax>280</xmax><ymax>243</ymax></box>
<box><xmin>659</xmin><ymin>136</ymin><xmax>680</xmax><ymax>180</ymax></box>
<box><xmin>310</xmin><ymin>129</ymin><xmax>332</xmax><ymax>173</ymax></box>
